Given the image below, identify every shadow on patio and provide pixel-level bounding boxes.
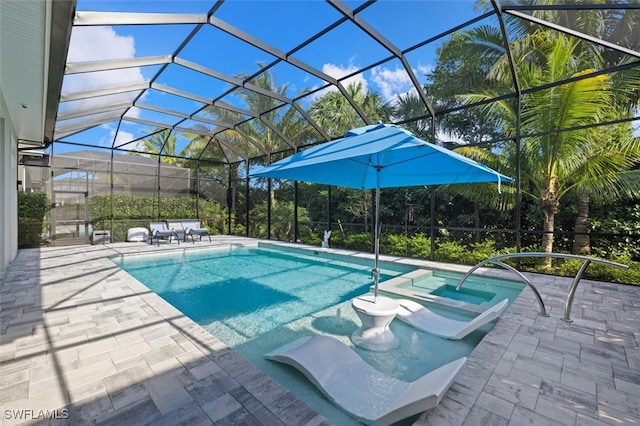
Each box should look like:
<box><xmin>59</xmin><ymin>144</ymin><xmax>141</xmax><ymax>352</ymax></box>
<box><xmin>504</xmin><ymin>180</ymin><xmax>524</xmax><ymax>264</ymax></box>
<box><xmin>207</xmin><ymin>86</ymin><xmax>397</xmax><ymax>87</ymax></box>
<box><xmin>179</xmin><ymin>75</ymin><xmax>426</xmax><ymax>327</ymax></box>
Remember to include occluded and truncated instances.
<box><xmin>0</xmin><ymin>244</ymin><xmax>325</xmax><ymax>425</ymax></box>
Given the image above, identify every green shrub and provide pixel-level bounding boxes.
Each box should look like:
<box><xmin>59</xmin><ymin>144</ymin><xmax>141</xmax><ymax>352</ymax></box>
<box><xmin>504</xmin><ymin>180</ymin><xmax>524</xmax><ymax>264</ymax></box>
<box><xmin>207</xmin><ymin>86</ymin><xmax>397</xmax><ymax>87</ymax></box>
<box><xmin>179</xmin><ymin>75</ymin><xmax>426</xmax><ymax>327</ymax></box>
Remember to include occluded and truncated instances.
<box><xmin>553</xmin><ymin>255</ymin><xmax>639</xmax><ymax>285</ymax></box>
<box><xmin>18</xmin><ymin>192</ymin><xmax>50</xmax><ymax>248</ymax></box>
<box><xmin>329</xmin><ymin>230</ymin><xmax>640</xmax><ymax>285</ymax></box>
<box><xmin>465</xmin><ymin>240</ymin><xmax>512</xmax><ymax>265</ymax></box>
<box><xmin>382</xmin><ymin>233</ymin><xmax>410</xmax><ymax>256</ymax></box>
<box><xmin>89</xmin><ymin>195</ymin><xmax>225</xmax><ymax>242</ymax></box>
<box><xmin>247</xmin><ymin>201</ymin><xmax>310</xmax><ymax>242</ymax></box>
<box><xmin>590</xmin><ymin>203</ymin><xmax>640</xmax><ymax>261</ymax></box>
<box><xmin>342</xmin><ymin>233</ymin><xmax>372</xmax><ymax>251</ymax></box>
<box><xmin>434</xmin><ymin>240</ymin><xmax>468</xmax><ymax>263</ymax></box>
<box><xmin>272</xmin><ymin>225</ymin><xmax>640</xmax><ymax>285</ymax></box>
<box><xmin>429</xmin><ymin>239</ymin><xmax>516</xmax><ymax>266</ymax></box>
<box><xmin>512</xmin><ymin>254</ymin><xmax>640</xmax><ymax>286</ymax></box>
<box><xmin>232</xmin><ymin>222</ymin><xmax>246</xmax><ymax>236</ymax></box>
<box><xmin>597</xmin><ymin>257</ymin><xmax>640</xmax><ymax>285</ymax></box>
<box><xmin>300</xmin><ymin>233</ymin><xmax>323</xmax><ymax>246</ymax></box>
<box><xmin>409</xmin><ymin>233</ymin><xmax>433</xmax><ymax>259</ymax></box>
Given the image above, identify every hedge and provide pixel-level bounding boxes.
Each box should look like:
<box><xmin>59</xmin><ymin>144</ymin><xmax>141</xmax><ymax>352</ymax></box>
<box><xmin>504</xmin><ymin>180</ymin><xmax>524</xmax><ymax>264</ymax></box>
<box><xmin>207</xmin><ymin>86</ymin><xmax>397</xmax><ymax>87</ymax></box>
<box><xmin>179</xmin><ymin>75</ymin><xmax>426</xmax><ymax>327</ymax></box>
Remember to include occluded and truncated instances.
<box><xmin>89</xmin><ymin>195</ymin><xmax>225</xmax><ymax>242</ymax></box>
<box><xmin>18</xmin><ymin>192</ymin><xmax>50</xmax><ymax>248</ymax></box>
<box><xmin>323</xmin><ymin>231</ymin><xmax>640</xmax><ymax>285</ymax></box>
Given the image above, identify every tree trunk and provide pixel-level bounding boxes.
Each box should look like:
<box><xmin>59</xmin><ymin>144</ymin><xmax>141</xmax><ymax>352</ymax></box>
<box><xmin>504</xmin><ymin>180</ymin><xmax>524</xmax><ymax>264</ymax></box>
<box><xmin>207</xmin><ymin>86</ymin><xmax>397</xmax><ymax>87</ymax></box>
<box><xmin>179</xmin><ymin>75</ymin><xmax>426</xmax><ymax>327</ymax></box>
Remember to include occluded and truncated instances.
<box><xmin>229</xmin><ymin>163</ymin><xmax>239</xmax><ymax>211</ymax></box>
<box><xmin>229</xmin><ymin>164</ymin><xmax>239</xmax><ymax>231</ymax></box>
<box><xmin>541</xmin><ymin>209</ymin><xmax>555</xmax><ymax>267</ymax></box>
<box><xmin>474</xmin><ymin>202</ymin><xmax>480</xmax><ymax>243</ymax></box>
<box><xmin>269</xmin><ymin>182</ymin><xmax>276</xmax><ymax>207</ymax></box>
<box><xmin>540</xmin><ymin>180</ymin><xmax>559</xmax><ymax>268</ymax></box>
<box><xmin>267</xmin><ymin>180</ymin><xmax>276</xmax><ymax>240</ymax></box>
<box><xmin>572</xmin><ymin>192</ymin><xmax>591</xmax><ymax>255</ymax></box>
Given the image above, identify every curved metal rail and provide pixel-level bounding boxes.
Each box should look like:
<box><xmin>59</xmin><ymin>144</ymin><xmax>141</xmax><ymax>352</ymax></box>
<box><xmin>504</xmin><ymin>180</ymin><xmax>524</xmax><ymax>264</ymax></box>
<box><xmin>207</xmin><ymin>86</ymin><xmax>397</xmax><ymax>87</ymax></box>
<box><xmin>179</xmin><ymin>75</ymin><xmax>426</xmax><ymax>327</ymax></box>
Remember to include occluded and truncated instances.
<box><xmin>456</xmin><ymin>252</ymin><xmax>629</xmax><ymax>322</ymax></box>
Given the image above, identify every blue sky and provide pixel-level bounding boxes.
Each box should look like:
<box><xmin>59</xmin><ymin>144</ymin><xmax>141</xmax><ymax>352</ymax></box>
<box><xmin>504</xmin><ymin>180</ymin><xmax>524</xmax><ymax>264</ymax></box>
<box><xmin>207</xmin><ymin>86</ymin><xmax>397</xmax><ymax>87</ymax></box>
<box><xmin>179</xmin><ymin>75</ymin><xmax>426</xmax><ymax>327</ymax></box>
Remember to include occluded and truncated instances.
<box><xmin>59</xmin><ymin>0</ymin><xmax>486</xmax><ymax>152</ymax></box>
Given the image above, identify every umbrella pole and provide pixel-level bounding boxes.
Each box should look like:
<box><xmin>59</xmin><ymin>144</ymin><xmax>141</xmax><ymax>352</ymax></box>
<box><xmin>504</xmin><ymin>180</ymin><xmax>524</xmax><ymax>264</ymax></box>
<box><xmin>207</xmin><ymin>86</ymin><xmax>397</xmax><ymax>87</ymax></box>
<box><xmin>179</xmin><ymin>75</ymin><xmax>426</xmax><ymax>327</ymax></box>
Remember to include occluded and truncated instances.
<box><xmin>373</xmin><ymin>184</ymin><xmax>380</xmax><ymax>300</ymax></box>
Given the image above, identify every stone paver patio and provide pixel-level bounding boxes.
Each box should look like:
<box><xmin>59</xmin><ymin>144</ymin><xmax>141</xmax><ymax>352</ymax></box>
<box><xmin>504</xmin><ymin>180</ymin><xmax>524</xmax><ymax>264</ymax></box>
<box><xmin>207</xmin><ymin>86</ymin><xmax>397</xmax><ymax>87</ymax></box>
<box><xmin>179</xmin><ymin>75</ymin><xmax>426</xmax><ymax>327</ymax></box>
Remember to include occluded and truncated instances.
<box><xmin>1</xmin><ymin>236</ymin><xmax>638</xmax><ymax>425</ymax></box>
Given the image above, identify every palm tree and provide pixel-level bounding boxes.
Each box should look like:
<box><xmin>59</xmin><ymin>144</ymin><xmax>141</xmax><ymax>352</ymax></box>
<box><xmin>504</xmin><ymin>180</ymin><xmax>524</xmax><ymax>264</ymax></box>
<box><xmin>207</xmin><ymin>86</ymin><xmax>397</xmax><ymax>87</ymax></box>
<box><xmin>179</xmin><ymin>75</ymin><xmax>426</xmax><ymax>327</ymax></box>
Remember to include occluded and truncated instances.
<box><xmin>137</xmin><ymin>129</ymin><xmax>180</xmax><ymax>164</ymax></box>
<box><xmin>569</xmin><ymin>125</ymin><xmax>640</xmax><ymax>254</ymax></box>
<box><xmin>392</xmin><ymin>91</ymin><xmax>431</xmax><ymax>140</ymax></box>
<box><xmin>206</xmin><ymin>64</ymin><xmax>314</xmax><ymax>162</ymax></box>
<box><xmin>308</xmin><ymin>82</ymin><xmax>393</xmax><ymax>138</ymax></box>
<box><xmin>198</xmin><ymin>64</ymin><xmax>316</xmax><ymax>235</ymax></box>
<box><xmin>137</xmin><ymin>127</ymin><xmax>210</xmax><ymax>167</ymax></box>
<box><xmin>454</xmin><ymin>31</ymin><xmax>640</xmax><ymax>264</ymax></box>
<box><xmin>308</xmin><ymin>82</ymin><xmax>393</xmax><ymax>234</ymax></box>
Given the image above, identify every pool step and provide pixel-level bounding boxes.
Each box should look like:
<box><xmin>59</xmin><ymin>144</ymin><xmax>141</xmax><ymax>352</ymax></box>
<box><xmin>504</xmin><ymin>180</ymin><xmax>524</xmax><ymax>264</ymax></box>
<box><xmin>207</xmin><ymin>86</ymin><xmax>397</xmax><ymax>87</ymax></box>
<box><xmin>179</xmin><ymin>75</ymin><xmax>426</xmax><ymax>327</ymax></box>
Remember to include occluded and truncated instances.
<box><xmin>377</xmin><ymin>268</ymin><xmax>485</xmax><ymax>315</ymax></box>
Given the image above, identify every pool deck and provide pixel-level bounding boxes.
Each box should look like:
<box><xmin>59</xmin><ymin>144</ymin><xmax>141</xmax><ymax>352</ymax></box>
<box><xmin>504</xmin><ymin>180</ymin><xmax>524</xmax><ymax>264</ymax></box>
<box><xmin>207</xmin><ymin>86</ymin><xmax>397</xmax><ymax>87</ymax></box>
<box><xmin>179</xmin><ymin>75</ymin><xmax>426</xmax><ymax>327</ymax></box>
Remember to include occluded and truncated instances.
<box><xmin>1</xmin><ymin>236</ymin><xmax>638</xmax><ymax>425</ymax></box>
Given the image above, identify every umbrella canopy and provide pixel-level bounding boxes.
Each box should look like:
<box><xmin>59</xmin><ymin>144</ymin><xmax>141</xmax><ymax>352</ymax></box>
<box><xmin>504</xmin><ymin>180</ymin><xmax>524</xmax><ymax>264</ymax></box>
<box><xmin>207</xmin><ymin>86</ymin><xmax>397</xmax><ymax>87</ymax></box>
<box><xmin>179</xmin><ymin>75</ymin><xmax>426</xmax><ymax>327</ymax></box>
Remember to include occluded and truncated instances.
<box><xmin>252</xmin><ymin>123</ymin><xmax>512</xmax><ymax>297</ymax></box>
<box><xmin>252</xmin><ymin>124</ymin><xmax>511</xmax><ymax>190</ymax></box>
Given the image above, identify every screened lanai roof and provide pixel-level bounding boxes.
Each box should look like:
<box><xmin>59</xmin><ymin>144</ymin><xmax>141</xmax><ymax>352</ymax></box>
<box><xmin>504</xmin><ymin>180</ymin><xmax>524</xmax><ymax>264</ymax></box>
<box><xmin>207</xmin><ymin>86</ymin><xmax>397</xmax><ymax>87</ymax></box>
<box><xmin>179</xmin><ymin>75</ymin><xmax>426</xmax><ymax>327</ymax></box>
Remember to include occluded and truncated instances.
<box><xmin>51</xmin><ymin>0</ymin><xmax>640</xmax><ymax>165</ymax></box>
<box><xmin>51</xmin><ymin>149</ymin><xmax>188</xmax><ymax>176</ymax></box>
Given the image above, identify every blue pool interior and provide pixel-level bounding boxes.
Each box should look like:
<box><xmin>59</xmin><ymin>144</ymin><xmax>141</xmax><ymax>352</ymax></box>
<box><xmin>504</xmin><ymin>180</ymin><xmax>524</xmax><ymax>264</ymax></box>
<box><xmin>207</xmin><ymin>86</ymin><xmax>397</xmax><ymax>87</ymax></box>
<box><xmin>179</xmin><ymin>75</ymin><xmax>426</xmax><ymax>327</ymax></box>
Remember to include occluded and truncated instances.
<box><xmin>396</xmin><ymin>269</ymin><xmax>526</xmax><ymax>307</ymax></box>
<box><xmin>112</xmin><ymin>244</ymin><xmax>413</xmax><ymax>340</ymax></box>
<box><xmin>111</xmin><ymin>243</ymin><xmax>525</xmax><ymax>425</ymax></box>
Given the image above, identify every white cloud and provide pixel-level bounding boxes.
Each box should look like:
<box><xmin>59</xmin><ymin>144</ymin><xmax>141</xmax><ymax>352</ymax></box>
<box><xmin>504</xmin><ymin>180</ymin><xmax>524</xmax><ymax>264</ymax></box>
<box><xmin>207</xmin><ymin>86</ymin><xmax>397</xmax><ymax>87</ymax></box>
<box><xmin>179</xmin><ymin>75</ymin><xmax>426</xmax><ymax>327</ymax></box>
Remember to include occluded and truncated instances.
<box><xmin>371</xmin><ymin>66</ymin><xmax>412</xmax><ymax>104</ymax></box>
<box><xmin>369</xmin><ymin>62</ymin><xmax>436</xmax><ymax>106</ymax></box>
<box><xmin>307</xmin><ymin>62</ymin><xmax>367</xmax><ymax>101</ymax></box>
<box><xmin>68</xmin><ymin>26</ymin><xmax>136</xmax><ymax>62</ymax></box>
<box><xmin>416</xmin><ymin>63</ymin><xmax>434</xmax><ymax>79</ymax></box>
<box><xmin>60</xmin><ymin>26</ymin><xmax>145</xmax><ymax>115</ymax></box>
<box><xmin>112</xmin><ymin>129</ymin><xmax>140</xmax><ymax>150</ymax></box>
<box><xmin>307</xmin><ymin>61</ymin><xmax>436</xmax><ymax>108</ymax></box>
<box><xmin>323</xmin><ymin>63</ymin><xmax>368</xmax><ymax>90</ymax></box>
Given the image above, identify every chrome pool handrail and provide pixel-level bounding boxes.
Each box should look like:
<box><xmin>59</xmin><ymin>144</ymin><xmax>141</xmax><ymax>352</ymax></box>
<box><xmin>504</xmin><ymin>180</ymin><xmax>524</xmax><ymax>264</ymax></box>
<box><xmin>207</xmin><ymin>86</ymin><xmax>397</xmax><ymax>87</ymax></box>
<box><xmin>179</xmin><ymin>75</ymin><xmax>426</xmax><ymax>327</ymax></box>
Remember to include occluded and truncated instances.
<box><xmin>455</xmin><ymin>252</ymin><xmax>629</xmax><ymax>322</ymax></box>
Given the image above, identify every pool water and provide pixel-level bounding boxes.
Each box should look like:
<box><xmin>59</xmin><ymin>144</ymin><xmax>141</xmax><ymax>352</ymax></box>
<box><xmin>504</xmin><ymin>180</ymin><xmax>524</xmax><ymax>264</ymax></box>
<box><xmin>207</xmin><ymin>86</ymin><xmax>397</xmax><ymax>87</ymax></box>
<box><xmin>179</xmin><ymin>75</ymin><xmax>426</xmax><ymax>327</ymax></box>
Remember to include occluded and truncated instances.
<box><xmin>112</xmin><ymin>245</ymin><xmax>412</xmax><ymax>342</ymax></box>
<box><xmin>399</xmin><ymin>269</ymin><xmax>525</xmax><ymax>307</ymax></box>
<box><xmin>112</xmin><ymin>244</ymin><xmax>523</xmax><ymax>426</ymax></box>
<box><xmin>432</xmin><ymin>284</ymin><xmax>496</xmax><ymax>304</ymax></box>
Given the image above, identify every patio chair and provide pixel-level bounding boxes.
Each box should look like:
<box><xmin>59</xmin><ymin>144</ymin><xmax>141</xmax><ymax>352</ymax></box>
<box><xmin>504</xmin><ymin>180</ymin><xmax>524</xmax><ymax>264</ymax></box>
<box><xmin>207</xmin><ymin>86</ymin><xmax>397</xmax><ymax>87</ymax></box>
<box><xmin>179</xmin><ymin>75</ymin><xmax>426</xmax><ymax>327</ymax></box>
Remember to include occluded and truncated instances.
<box><xmin>148</xmin><ymin>221</ymin><xmax>180</xmax><ymax>246</ymax></box>
<box><xmin>164</xmin><ymin>219</ymin><xmax>186</xmax><ymax>241</ymax></box>
<box><xmin>182</xmin><ymin>219</ymin><xmax>211</xmax><ymax>243</ymax></box>
<box><xmin>265</xmin><ymin>334</ymin><xmax>466</xmax><ymax>426</ymax></box>
<box><xmin>396</xmin><ymin>298</ymin><xmax>509</xmax><ymax>340</ymax></box>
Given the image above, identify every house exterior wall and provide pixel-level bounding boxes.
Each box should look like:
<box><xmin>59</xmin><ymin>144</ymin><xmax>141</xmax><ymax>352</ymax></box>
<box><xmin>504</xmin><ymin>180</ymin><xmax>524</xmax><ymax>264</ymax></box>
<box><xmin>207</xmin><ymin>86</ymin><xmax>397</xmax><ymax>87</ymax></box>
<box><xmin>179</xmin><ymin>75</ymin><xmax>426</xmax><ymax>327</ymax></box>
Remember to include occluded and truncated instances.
<box><xmin>0</xmin><ymin>91</ymin><xmax>19</xmax><ymax>277</ymax></box>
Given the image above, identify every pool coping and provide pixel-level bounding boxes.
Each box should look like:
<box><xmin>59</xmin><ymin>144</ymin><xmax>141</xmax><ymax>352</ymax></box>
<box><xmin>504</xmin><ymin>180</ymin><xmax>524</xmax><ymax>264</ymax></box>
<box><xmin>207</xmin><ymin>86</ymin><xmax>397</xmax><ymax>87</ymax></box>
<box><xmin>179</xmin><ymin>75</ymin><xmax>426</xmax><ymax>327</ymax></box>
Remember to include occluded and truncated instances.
<box><xmin>1</xmin><ymin>236</ymin><xmax>638</xmax><ymax>425</ymax></box>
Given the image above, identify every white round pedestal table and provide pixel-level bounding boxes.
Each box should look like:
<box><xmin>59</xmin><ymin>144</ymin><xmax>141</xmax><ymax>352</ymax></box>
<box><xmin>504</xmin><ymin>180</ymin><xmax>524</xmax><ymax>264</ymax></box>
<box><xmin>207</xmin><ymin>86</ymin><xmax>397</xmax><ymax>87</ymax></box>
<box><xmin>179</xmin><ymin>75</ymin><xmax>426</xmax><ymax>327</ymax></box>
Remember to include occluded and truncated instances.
<box><xmin>350</xmin><ymin>295</ymin><xmax>400</xmax><ymax>352</ymax></box>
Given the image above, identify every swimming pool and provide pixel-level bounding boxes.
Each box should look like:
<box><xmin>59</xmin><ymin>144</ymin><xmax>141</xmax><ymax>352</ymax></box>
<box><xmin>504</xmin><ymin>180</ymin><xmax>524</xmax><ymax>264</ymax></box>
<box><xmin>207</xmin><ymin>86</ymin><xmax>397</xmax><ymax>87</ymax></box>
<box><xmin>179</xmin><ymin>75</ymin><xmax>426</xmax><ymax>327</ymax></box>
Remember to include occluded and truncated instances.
<box><xmin>111</xmin><ymin>243</ymin><xmax>524</xmax><ymax>425</ymax></box>
<box><xmin>111</xmin><ymin>244</ymin><xmax>414</xmax><ymax>344</ymax></box>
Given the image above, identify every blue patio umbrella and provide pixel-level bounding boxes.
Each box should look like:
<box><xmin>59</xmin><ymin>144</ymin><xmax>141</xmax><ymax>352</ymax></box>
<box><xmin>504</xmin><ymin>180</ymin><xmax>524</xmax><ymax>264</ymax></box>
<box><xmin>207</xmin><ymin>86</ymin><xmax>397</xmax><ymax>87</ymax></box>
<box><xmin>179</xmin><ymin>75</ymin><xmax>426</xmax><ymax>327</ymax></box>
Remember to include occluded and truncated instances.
<box><xmin>252</xmin><ymin>124</ymin><xmax>512</xmax><ymax>297</ymax></box>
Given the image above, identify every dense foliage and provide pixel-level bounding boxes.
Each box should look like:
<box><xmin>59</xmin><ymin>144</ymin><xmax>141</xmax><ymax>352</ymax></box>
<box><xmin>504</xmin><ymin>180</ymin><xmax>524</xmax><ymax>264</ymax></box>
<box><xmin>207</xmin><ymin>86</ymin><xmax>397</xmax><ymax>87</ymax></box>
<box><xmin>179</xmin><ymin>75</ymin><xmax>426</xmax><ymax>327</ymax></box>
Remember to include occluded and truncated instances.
<box><xmin>589</xmin><ymin>202</ymin><xmax>640</xmax><ymax>260</ymax></box>
<box><xmin>247</xmin><ymin>200</ymin><xmax>312</xmax><ymax>242</ymax></box>
<box><xmin>89</xmin><ymin>195</ymin><xmax>225</xmax><ymax>242</ymax></box>
<box><xmin>300</xmin><ymin>230</ymin><xmax>639</xmax><ymax>285</ymax></box>
<box><xmin>18</xmin><ymin>192</ymin><xmax>50</xmax><ymax>248</ymax></box>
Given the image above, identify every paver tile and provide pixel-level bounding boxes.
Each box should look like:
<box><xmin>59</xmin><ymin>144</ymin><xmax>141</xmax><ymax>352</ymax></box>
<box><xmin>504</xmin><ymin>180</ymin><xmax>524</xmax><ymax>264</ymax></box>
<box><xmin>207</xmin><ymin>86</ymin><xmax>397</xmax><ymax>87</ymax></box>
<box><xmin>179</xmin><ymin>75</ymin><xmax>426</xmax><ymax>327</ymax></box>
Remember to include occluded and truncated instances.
<box><xmin>475</xmin><ymin>391</ymin><xmax>514</xmax><ymax>419</ymax></box>
<box><xmin>2</xmin><ymin>240</ymin><xmax>638</xmax><ymax>426</ymax></box>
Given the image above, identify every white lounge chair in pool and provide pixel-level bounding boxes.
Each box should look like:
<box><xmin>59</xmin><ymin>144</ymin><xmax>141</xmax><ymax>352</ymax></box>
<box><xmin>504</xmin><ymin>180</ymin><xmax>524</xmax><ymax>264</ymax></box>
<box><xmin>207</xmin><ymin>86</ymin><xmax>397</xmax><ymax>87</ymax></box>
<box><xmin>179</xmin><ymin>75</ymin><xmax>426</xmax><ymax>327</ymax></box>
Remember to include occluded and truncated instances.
<box><xmin>396</xmin><ymin>298</ymin><xmax>509</xmax><ymax>340</ymax></box>
<box><xmin>265</xmin><ymin>335</ymin><xmax>467</xmax><ymax>426</ymax></box>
